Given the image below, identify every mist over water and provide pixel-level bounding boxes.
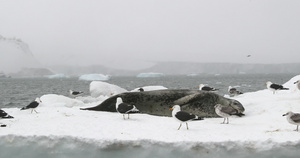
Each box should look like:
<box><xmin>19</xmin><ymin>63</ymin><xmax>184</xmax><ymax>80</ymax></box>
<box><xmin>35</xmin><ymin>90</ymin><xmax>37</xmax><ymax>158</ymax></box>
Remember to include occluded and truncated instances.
<box><xmin>0</xmin><ymin>73</ymin><xmax>296</xmax><ymax>108</ymax></box>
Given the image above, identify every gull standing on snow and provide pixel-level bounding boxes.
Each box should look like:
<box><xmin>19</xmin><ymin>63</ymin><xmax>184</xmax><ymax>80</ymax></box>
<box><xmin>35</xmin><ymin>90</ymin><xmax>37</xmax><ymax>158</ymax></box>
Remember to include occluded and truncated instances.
<box><xmin>265</xmin><ymin>81</ymin><xmax>289</xmax><ymax>94</ymax></box>
<box><xmin>294</xmin><ymin>80</ymin><xmax>300</xmax><ymax>91</ymax></box>
<box><xmin>169</xmin><ymin>105</ymin><xmax>203</xmax><ymax>130</ymax></box>
<box><xmin>283</xmin><ymin>111</ymin><xmax>300</xmax><ymax>131</ymax></box>
<box><xmin>115</xmin><ymin>97</ymin><xmax>139</xmax><ymax>120</ymax></box>
<box><xmin>21</xmin><ymin>98</ymin><xmax>42</xmax><ymax>113</ymax></box>
<box><xmin>228</xmin><ymin>86</ymin><xmax>243</xmax><ymax>96</ymax></box>
<box><xmin>198</xmin><ymin>84</ymin><xmax>218</xmax><ymax>92</ymax></box>
<box><xmin>214</xmin><ymin>104</ymin><xmax>245</xmax><ymax>124</ymax></box>
<box><xmin>0</xmin><ymin>109</ymin><xmax>14</xmax><ymax>127</ymax></box>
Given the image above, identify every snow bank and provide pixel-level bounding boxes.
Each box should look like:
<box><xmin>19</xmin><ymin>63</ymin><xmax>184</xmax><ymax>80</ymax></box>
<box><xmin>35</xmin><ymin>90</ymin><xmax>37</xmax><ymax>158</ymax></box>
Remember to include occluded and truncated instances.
<box><xmin>89</xmin><ymin>81</ymin><xmax>127</xmax><ymax>97</ymax></box>
<box><xmin>131</xmin><ymin>85</ymin><xmax>168</xmax><ymax>92</ymax></box>
<box><xmin>79</xmin><ymin>74</ymin><xmax>111</xmax><ymax>81</ymax></box>
<box><xmin>1</xmin><ymin>75</ymin><xmax>300</xmax><ymax>157</ymax></box>
<box><xmin>40</xmin><ymin>94</ymin><xmax>84</xmax><ymax>108</ymax></box>
<box><xmin>136</xmin><ymin>72</ymin><xmax>164</xmax><ymax>78</ymax></box>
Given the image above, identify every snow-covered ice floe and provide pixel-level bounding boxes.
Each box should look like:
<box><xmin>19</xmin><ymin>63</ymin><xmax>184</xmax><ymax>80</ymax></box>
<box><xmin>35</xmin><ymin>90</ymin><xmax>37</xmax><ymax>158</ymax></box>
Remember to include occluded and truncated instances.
<box><xmin>136</xmin><ymin>72</ymin><xmax>164</xmax><ymax>78</ymax></box>
<box><xmin>1</xmin><ymin>75</ymin><xmax>300</xmax><ymax>157</ymax></box>
<box><xmin>79</xmin><ymin>74</ymin><xmax>111</xmax><ymax>81</ymax></box>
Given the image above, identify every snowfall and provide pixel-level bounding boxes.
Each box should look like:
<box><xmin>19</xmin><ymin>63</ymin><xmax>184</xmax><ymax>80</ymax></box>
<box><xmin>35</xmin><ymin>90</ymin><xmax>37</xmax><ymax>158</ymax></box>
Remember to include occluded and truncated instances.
<box><xmin>1</xmin><ymin>76</ymin><xmax>300</xmax><ymax>158</ymax></box>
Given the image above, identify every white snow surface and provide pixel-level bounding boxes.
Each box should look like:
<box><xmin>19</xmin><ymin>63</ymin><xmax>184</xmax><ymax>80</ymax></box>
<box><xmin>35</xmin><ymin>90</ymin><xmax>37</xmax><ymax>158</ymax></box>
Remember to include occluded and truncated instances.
<box><xmin>1</xmin><ymin>75</ymin><xmax>300</xmax><ymax>157</ymax></box>
<box><xmin>79</xmin><ymin>74</ymin><xmax>111</xmax><ymax>81</ymax></box>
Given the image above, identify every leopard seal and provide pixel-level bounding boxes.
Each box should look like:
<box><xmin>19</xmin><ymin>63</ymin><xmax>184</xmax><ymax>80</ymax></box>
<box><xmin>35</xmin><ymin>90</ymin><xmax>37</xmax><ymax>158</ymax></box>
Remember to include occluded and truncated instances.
<box><xmin>81</xmin><ymin>89</ymin><xmax>245</xmax><ymax>117</ymax></box>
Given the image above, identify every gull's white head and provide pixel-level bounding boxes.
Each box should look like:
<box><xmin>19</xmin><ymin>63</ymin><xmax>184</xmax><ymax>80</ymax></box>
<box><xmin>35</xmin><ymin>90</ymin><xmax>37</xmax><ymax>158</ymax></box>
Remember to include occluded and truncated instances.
<box><xmin>35</xmin><ymin>98</ymin><xmax>42</xmax><ymax>103</ymax></box>
<box><xmin>265</xmin><ymin>81</ymin><xmax>272</xmax><ymax>87</ymax></box>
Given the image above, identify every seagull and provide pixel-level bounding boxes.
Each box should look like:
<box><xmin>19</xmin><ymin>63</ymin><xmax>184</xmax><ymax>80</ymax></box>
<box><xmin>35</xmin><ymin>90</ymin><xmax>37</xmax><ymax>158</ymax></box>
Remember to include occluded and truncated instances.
<box><xmin>294</xmin><ymin>80</ymin><xmax>300</xmax><ymax>90</ymax></box>
<box><xmin>21</xmin><ymin>98</ymin><xmax>42</xmax><ymax>113</ymax></box>
<box><xmin>69</xmin><ymin>90</ymin><xmax>84</xmax><ymax>96</ymax></box>
<box><xmin>169</xmin><ymin>105</ymin><xmax>204</xmax><ymax>130</ymax></box>
<box><xmin>214</xmin><ymin>104</ymin><xmax>245</xmax><ymax>124</ymax></box>
<box><xmin>138</xmin><ymin>88</ymin><xmax>144</xmax><ymax>92</ymax></box>
<box><xmin>0</xmin><ymin>109</ymin><xmax>14</xmax><ymax>127</ymax></box>
<box><xmin>228</xmin><ymin>86</ymin><xmax>243</xmax><ymax>96</ymax></box>
<box><xmin>115</xmin><ymin>97</ymin><xmax>139</xmax><ymax>120</ymax></box>
<box><xmin>283</xmin><ymin>111</ymin><xmax>300</xmax><ymax>131</ymax></box>
<box><xmin>265</xmin><ymin>81</ymin><xmax>289</xmax><ymax>94</ymax></box>
<box><xmin>198</xmin><ymin>84</ymin><xmax>218</xmax><ymax>91</ymax></box>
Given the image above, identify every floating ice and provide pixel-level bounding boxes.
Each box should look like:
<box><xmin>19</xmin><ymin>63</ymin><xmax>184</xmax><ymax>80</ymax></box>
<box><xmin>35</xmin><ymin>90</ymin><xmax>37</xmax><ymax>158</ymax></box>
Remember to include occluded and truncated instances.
<box><xmin>46</xmin><ymin>74</ymin><xmax>70</xmax><ymax>79</ymax></box>
<box><xmin>79</xmin><ymin>74</ymin><xmax>111</xmax><ymax>81</ymax></box>
<box><xmin>136</xmin><ymin>72</ymin><xmax>164</xmax><ymax>78</ymax></box>
<box><xmin>89</xmin><ymin>81</ymin><xmax>127</xmax><ymax>97</ymax></box>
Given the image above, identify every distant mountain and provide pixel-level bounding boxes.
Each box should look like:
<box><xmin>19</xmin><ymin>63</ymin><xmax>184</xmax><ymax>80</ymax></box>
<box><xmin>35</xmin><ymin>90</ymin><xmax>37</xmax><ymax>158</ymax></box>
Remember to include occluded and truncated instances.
<box><xmin>0</xmin><ymin>35</ymin><xmax>53</xmax><ymax>77</ymax></box>
<box><xmin>50</xmin><ymin>62</ymin><xmax>300</xmax><ymax>76</ymax></box>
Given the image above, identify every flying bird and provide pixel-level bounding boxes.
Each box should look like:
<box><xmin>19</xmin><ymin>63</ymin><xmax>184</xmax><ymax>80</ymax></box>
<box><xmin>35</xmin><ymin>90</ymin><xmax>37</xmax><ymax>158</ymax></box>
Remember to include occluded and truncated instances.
<box><xmin>115</xmin><ymin>97</ymin><xmax>139</xmax><ymax>120</ymax></box>
<box><xmin>283</xmin><ymin>111</ymin><xmax>300</xmax><ymax>131</ymax></box>
<box><xmin>170</xmin><ymin>105</ymin><xmax>203</xmax><ymax>130</ymax></box>
<box><xmin>214</xmin><ymin>104</ymin><xmax>245</xmax><ymax>124</ymax></box>
<box><xmin>265</xmin><ymin>81</ymin><xmax>289</xmax><ymax>94</ymax></box>
<box><xmin>198</xmin><ymin>84</ymin><xmax>218</xmax><ymax>92</ymax></box>
<box><xmin>228</xmin><ymin>86</ymin><xmax>243</xmax><ymax>96</ymax></box>
<box><xmin>21</xmin><ymin>98</ymin><xmax>42</xmax><ymax>113</ymax></box>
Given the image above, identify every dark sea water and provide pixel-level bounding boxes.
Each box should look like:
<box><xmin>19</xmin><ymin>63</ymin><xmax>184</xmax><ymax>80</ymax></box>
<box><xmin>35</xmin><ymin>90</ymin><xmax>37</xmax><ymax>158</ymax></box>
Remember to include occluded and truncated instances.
<box><xmin>0</xmin><ymin>73</ymin><xmax>297</xmax><ymax>108</ymax></box>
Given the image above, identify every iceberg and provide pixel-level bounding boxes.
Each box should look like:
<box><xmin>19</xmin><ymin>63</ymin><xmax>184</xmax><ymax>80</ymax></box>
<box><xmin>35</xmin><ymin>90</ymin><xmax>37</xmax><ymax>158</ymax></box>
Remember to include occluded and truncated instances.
<box><xmin>79</xmin><ymin>74</ymin><xmax>111</xmax><ymax>81</ymax></box>
<box><xmin>46</xmin><ymin>74</ymin><xmax>70</xmax><ymax>79</ymax></box>
<box><xmin>1</xmin><ymin>75</ymin><xmax>300</xmax><ymax>157</ymax></box>
<box><xmin>89</xmin><ymin>81</ymin><xmax>127</xmax><ymax>97</ymax></box>
<box><xmin>136</xmin><ymin>72</ymin><xmax>164</xmax><ymax>78</ymax></box>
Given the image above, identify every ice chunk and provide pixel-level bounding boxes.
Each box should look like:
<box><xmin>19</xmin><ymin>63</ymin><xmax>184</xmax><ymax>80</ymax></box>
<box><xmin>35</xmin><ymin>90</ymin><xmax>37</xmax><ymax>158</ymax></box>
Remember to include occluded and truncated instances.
<box><xmin>90</xmin><ymin>81</ymin><xmax>127</xmax><ymax>97</ymax></box>
<box><xmin>79</xmin><ymin>74</ymin><xmax>111</xmax><ymax>81</ymax></box>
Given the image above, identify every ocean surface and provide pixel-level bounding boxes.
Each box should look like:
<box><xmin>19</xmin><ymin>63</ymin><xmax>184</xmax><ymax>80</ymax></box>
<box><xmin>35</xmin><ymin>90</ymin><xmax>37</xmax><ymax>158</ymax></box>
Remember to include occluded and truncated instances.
<box><xmin>0</xmin><ymin>73</ymin><xmax>297</xmax><ymax>109</ymax></box>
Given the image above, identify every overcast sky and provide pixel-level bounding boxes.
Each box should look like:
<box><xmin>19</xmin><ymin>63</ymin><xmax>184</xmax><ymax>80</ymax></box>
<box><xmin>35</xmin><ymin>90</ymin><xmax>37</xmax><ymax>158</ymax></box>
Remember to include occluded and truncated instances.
<box><xmin>1</xmin><ymin>0</ymin><xmax>300</xmax><ymax>70</ymax></box>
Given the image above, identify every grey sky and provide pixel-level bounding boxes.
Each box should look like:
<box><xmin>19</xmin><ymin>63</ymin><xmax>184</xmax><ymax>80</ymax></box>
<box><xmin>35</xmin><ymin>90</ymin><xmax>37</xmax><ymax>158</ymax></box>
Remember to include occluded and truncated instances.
<box><xmin>1</xmin><ymin>0</ymin><xmax>300</xmax><ymax>70</ymax></box>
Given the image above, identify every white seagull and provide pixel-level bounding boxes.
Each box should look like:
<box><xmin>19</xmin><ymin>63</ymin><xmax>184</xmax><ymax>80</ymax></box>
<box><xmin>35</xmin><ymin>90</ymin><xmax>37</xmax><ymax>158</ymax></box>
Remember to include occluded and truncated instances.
<box><xmin>115</xmin><ymin>97</ymin><xmax>139</xmax><ymax>120</ymax></box>
<box><xmin>294</xmin><ymin>80</ymin><xmax>300</xmax><ymax>91</ymax></box>
<box><xmin>283</xmin><ymin>111</ymin><xmax>300</xmax><ymax>131</ymax></box>
<box><xmin>214</xmin><ymin>104</ymin><xmax>245</xmax><ymax>124</ymax></box>
<box><xmin>198</xmin><ymin>84</ymin><xmax>218</xmax><ymax>92</ymax></box>
<box><xmin>265</xmin><ymin>81</ymin><xmax>289</xmax><ymax>94</ymax></box>
<box><xmin>21</xmin><ymin>98</ymin><xmax>42</xmax><ymax>113</ymax></box>
<box><xmin>169</xmin><ymin>105</ymin><xmax>203</xmax><ymax>130</ymax></box>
